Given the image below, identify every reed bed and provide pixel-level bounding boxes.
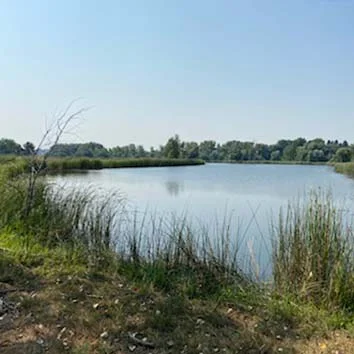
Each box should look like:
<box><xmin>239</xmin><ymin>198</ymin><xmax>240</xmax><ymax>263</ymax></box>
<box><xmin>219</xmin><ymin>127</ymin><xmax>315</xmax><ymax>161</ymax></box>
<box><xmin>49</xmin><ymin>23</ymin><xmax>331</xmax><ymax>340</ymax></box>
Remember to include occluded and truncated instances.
<box><xmin>46</xmin><ymin>157</ymin><xmax>205</xmax><ymax>170</ymax></box>
<box><xmin>272</xmin><ymin>192</ymin><xmax>354</xmax><ymax>309</ymax></box>
<box><xmin>334</xmin><ymin>162</ymin><xmax>354</xmax><ymax>178</ymax></box>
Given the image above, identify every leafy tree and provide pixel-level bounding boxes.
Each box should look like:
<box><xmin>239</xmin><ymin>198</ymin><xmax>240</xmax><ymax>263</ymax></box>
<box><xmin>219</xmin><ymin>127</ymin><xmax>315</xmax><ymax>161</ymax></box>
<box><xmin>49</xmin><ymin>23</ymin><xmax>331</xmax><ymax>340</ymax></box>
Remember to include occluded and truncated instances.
<box><xmin>181</xmin><ymin>142</ymin><xmax>199</xmax><ymax>159</ymax></box>
<box><xmin>332</xmin><ymin>148</ymin><xmax>352</xmax><ymax>162</ymax></box>
<box><xmin>254</xmin><ymin>143</ymin><xmax>270</xmax><ymax>160</ymax></box>
<box><xmin>282</xmin><ymin>138</ymin><xmax>306</xmax><ymax>161</ymax></box>
<box><xmin>271</xmin><ymin>150</ymin><xmax>281</xmax><ymax>161</ymax></box>
<box><xmin>137</xmin><ymin>145</ymin><xmax>147</xmax><ymax>158</ymax></box>
<box><xmin>23</xmin><ymin>141</ymin><xmax>36</xmax><ymax>155</ymax></box>
<box><xmin>295</xmin><ymin>146</ymin><xmax>307</xmax><ymax>161</ymax></box>
<box><xmin>0</xmin><ymin>138</ymin><xmax>23</xmax><ymax>155</ymax></box>
<box><xmin>308</xmin><ymin>149</ymin><xmax>326</xmax><ymax>162</ymax></box>
<box><xmin>49</xmin><ymin>143</ymin><xmax>79</xmax><ymax>156</ymax></box>
<box><xmin>164</xmin><ymin>135</ymin><xmax>181</xmax><ymax>159</ymax></box>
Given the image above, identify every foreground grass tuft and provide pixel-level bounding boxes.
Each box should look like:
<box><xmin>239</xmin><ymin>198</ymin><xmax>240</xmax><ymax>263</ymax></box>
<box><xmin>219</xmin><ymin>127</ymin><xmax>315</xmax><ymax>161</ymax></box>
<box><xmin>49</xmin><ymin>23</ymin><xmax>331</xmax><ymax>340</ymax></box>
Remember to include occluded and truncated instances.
<box><xmin>272</xmin><ymin>192</ymin><xmax>354</xmax><ymax>310</ymax></box>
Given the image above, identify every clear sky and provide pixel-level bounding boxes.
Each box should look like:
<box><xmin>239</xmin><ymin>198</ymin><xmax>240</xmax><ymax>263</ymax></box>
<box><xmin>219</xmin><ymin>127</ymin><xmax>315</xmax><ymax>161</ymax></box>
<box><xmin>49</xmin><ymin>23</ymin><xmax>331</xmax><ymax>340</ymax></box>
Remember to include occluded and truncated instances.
<box><xmin>1</xmin><ymin>0</ymin><xmax>354</xmax><ymax>148</ymax></box>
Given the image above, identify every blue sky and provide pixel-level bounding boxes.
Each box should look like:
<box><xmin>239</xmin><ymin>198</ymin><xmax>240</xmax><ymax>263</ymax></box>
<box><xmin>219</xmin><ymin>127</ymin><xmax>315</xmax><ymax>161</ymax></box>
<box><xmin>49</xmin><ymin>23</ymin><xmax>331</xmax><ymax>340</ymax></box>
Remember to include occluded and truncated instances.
<box><xmin>1</xmin><ymin>0</ymin><xmax>354</xmax><ymax>148</ymax></box>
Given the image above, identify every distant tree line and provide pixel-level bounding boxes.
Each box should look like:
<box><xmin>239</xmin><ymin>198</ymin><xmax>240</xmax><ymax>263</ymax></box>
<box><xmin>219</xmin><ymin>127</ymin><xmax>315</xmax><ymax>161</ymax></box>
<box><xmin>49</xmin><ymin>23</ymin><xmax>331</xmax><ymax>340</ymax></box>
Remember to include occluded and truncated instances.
<box><xmin>0</xmin><ymin>136</ymin><xmax>353</xmax><ymax>163</ymax></box>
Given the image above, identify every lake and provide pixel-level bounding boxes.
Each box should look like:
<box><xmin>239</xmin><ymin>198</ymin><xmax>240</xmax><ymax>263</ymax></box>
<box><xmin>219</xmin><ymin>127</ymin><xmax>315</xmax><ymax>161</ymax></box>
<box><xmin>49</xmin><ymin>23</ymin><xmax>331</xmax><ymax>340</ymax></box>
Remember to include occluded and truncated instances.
<box><xmin>50</xmin><ymin>163</ymin><xmax>354</xmax><ymax>276</ymax></box>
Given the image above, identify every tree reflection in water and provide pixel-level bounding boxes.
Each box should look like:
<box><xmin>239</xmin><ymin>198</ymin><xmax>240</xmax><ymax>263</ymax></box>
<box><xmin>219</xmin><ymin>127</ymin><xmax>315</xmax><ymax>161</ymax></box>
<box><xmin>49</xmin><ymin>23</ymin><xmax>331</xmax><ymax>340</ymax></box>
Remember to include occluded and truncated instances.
<box><xmin>165</xmin><ymin>181</ymin><xmax>184</xmax><ymax>196</ymax></box>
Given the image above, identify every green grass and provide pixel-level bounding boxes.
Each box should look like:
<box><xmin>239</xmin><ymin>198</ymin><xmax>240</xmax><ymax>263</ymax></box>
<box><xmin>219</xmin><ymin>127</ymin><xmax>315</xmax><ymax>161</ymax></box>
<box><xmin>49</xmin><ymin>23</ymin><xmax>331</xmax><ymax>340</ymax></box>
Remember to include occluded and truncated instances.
<box><xmin>213</xmin><ymin>160</ymin><xmax>327</xmax><ymax>165</ymax></box>
<box><xmin>272</xmin><ymin>192</ymin><xmax>354</xmax><ymax>310</ymax></box>
<box><xmin>47</xmin><ymin>157</ymin><xmax>205</xmax><ymax>170</ymax></box>
<box><xmin>0</xmin><ymin>156</ymin><xmax>205</xmax><ymax>173</ymax></box>
<box><xmin>334</xmin><ymin>162</ymin><xmax>354</xmax><ymax>177</ymax></box>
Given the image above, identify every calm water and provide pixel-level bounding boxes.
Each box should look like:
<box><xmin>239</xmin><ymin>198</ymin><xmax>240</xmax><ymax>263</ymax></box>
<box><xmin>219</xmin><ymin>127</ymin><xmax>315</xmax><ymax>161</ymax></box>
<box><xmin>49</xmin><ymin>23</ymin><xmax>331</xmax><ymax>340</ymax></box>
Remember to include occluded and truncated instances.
<box><xmin>50</xmin><ymin>164</ymin><xmax>354</xmax><ymax>275</ymax></box>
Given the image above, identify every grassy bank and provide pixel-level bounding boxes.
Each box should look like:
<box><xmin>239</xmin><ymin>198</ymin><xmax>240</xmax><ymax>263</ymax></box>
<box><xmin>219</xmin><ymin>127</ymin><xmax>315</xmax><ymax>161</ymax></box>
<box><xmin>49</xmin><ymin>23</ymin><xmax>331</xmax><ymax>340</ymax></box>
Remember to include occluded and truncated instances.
<box><xmin>212</xmin><ymin>160</ymin><xmax>328</xmax><ymax>165</ymax></box>
<box><xmin>334</xmin><ymin>162</ymin><xmax>354</xmax><ymax>178</ymax></box>
<box><xmin>0</xmin><ymin>156</ymin><xmax>205</xmax><ymax>172</ymax></box>
<box><xmin>47</xmin><ymin>157</ymin><xmax>205</xmax><ymax>170</ymax></box>
<box><xmin>1</xmin><ymin>165</ymin><xmax>354</xmax><ymax>353</ymax></box>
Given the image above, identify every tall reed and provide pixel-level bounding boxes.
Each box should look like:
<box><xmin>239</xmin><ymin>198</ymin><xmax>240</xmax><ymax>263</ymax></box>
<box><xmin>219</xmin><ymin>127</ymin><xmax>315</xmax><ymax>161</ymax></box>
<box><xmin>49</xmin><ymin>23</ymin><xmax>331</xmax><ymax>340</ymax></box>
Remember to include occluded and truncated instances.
<box><xmin>272</xmin><ymin>192</ymin><xmax>354</xmax><ymax>309</ymax></box>
<box><xmin>46</xmin><ymin>157</ymin><xmax>205</xmax><ymax>170</ymax></box>
<box><xmin>334</xmin><ymin>162</ymin><xmax>354</xmax><ymax>178</ymax></box>
<box><xmin>0</xmin><ymin>165</ymin><xmax>124</xmax><ymax>265</ymax></box>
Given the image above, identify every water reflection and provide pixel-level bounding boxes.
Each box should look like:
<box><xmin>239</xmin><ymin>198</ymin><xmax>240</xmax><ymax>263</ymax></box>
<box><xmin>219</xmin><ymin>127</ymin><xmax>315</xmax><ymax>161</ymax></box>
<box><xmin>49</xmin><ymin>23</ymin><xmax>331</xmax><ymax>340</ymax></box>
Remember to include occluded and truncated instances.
<box><xmin>165</xmin><ymin>180</ymin><xmax>184</xmax><ymax>196</ymax></box>
<box><xmin>47</xmin><ymin>170</ymin><xmax>90</xmax><ymax>177</ymax></box>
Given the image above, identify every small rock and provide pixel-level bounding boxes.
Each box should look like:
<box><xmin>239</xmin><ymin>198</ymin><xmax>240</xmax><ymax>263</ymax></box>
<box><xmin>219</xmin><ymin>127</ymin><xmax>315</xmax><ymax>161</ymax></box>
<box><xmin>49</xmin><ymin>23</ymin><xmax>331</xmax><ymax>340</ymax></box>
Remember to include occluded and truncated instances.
<box><xmin>155</xmin><ymin>310</ymin><xmax>161</xmax><ymax>315</ymax></box>
<box><xmin>196</xmin><ymin>318</ymin><xmax>205</xmax><ymax>325</ymax></box>
<box><xmin>128</xmin><ymin>345</ymin><xmax>136</xmax><ymax>352</ymax></box>
<box><xmin>36</xmin><ymin>338</ymin><xmax>44</xmax><ymax>345</ymax></box>
<box><xmin>167</xmin><ymin>340</ymin><xmax>174</xmax><ymax>347</ymax></box>
<box><xmin>63</xmin><ymin>339</ymin><xmax>69</xmax><ymax>348</ymax></box>
<box><xmin>93</xmin><ymin>303</ymin><xmax>100</xmax><ymax>309</ymax></box>
<box><xmin>278</xmin><ymin>348</ymin><xmax>283</xmax><ymax>352</ymax></box>
<box><xmin>226</xmin><ymin>308</ymin><xmax>233</xmax><ymax>314</ymax></box>
<box><xmin>114</xmin><ymin>299</ymin><xmax>119</xmax><ymax>305</ymax></box>
<box><xmin>100</xmin><ymin>331</ymin><xmax>109</xmax><ymax>339</ymax></box>
<box><xmin>276</xmin><ymin>335</ymin><xmax>282</xmax><ymax>340</ymax></box>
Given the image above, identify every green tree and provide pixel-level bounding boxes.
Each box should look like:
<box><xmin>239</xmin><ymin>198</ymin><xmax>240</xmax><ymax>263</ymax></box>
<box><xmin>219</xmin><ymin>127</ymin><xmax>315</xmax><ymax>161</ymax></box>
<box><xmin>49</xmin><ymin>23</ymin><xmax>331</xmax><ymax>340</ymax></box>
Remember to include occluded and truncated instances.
<box><xmin>137</xmin><ymin>145</ymin><xmax>147</xmax><ymax>158</ymax></box>
<box><xmin>271</xmin><ymin>150</ymin><xmax>281</xmax><ymax>161</ymax></box>
<box><xmin>164</xmin><ymin>135</ymin><xmax>181</xmax><ymax>159</ymax></box>
<box><xmin>282</xmin><ymin>138</ymin><xmax>306</xmax><ymax>161</ymax></box>
<box><xmin>181</xmin><ymin>142</ymin><xmax>199</xmax><ymax>159</ymax></box>
<box><xmin>332</xmin><ymin>147</ymin><xmax>352</xmax><ymax>162</ymax></box>
<box><xmin>308</xmin><ymin>149</ymin><xmax>326</xmax><ymax>162</ymax></box>
<box><xmin>0</xmin><ymin>138</ymin><xmax>23</xmax><ymax>155</ymax></box>
<box><xmin>23</xmin><ymin>141</ymin><xmax>36</xmax><ymax>155</ymax></box>
<box><xmin>199</xmin><ymin>140</ymin><xmax>217</xmax><ymax>161</ymax></box>
<box><xmin>49</xmin><ymin>143</ymin><xmax>79</xmax><ymax>156</ymax></box>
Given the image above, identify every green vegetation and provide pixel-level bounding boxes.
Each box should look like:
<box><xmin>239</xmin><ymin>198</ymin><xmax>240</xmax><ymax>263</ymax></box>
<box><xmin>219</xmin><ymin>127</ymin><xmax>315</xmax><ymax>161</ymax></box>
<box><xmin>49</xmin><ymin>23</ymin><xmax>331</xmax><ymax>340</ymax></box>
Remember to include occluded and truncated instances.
<box><xmin>46</xmin><ymin>157</ymin><xmax>205</xmax><ymax>170</ymax></box>
<box><xmin>334</xmin><ymin>162</ymin><xmax>354</xmax><ymax>178</ymax></box>
<box><xmin>273</xmin><ymin>193</ymin><xmax>354</xmax><ymax>310</ymax></box>
<box><xmin>1</xmin><ymin>135</ymin><xmax>354</xmax><ymax>164</ymax></box>
<box><xmin>0</xmin><ymin>157</ymin><xmax>204</xmax><ymax>174</ymax></box>
<box><xmin>1</xmin><ymin>161</ymin><xmax>354</xmax><ymax>352</ymax></box>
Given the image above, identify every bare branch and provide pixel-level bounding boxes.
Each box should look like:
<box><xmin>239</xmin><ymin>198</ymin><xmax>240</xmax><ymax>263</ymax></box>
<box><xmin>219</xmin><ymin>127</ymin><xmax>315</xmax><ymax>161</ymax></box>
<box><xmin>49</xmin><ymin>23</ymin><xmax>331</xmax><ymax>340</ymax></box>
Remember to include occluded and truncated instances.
<box><xmin>22</xmin><ymin>100</ymin><xmax>91</xmax><ymax>218</ymax></box>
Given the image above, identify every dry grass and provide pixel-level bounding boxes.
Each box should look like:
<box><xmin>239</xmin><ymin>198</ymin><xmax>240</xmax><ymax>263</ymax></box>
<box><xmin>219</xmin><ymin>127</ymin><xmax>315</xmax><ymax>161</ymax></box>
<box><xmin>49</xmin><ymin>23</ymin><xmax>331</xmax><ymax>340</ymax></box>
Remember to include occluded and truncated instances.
<box><xmin>0</xmin><ymin>242</ymin><xmax>290</xmax><ymax>354</ymax></box>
